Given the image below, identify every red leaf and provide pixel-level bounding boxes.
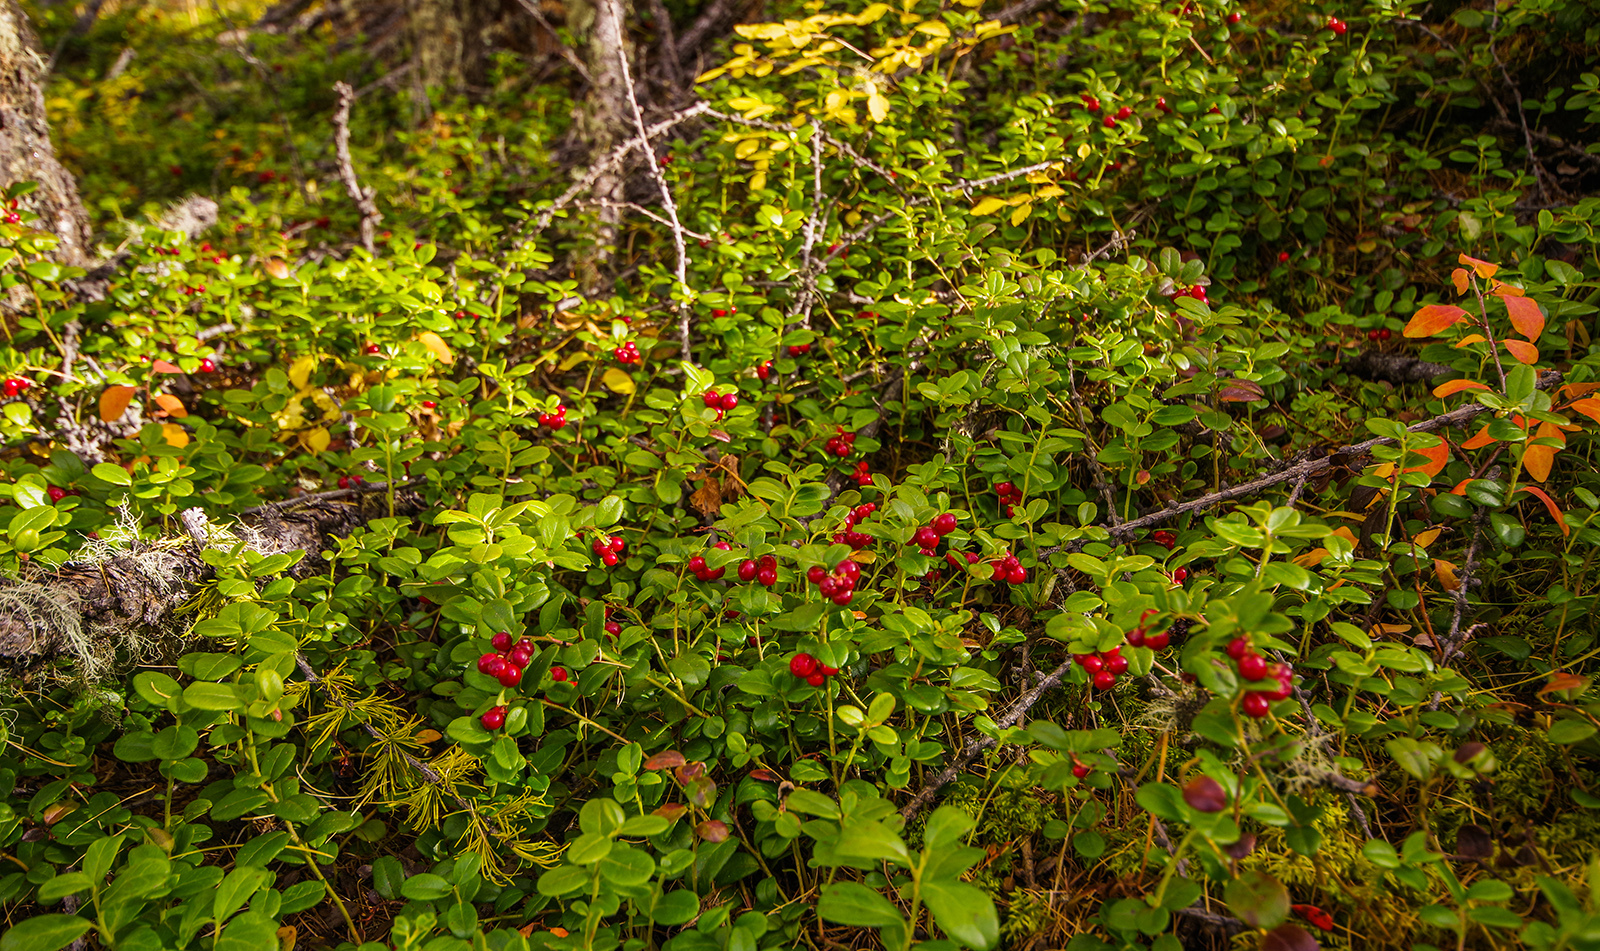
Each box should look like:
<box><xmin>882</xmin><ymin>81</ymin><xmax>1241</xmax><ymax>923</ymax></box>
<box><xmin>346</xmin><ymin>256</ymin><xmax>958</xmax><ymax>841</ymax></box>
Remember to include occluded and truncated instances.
<box><xmin>642</xmin><ymin>751</ymin><xmax>686</xmax><ymax>770</ymax></box>
<box><xmin>748</xmin><ymin>769</ymin><xmax>780</xmax><ymax>782</ymax></box>
<box><xmin>1503</xmin><ymin>338</ymin><xmax>1540</xmax><ymax>365</ymax></box>
<box><xmin>1497</xmin><ymin>296</ymin><xmax>1548</xmax><ymax>341</ymax></box>
<box><xmin>1218</xmin><ymin>380</ymin><xmax>1264</xmax><ymax>402</ymax></box>
<box><xmin>1515</xmin><ymin>486</ymin><xmax>1569</xmax><ymax>536</ymax></box>
<box><xmin>1404</xmin><ymin>304</ymin><xmax>1469</xmax><ymax>338</ymax></box>
<box><xmin>1432</xmin><ymin>379</ymin><xmax>1491</xmax><ymax>398</ymax></box>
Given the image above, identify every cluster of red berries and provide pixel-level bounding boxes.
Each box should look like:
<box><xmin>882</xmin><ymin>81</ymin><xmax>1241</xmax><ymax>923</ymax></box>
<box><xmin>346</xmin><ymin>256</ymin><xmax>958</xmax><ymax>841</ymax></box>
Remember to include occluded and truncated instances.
<box><xmin>687</xmin><ymin>541</ymin><xmax>732</xmax><ymax>581</ymax></box>
<box><xmin>1102</xmin><ymin>105</ymin><xmax>1133</xmax><ymax>129</ymax></box>
<box><xmin>994</xmin><ymin>481</ymin><xmax>1023</xmax><ymax>517</ymax></box>
<box><xmin>47</xmin><ymin>486</ymin><xmax>79</xmax><ymax>503</ymax></box>
<box><xmin>1171</xmin><ymin>567</ymin><xmax>1190</xmax><ymax>584</ymax></box>
<box><xmin>1074</xmin><ymin>646</ymin><xmax>1129</xmax><ymax>690</ymax></box>
<box><xmin>613</xmin><ymin>341</ymin><xmax>641</xmax><ymax>365</ymax></box>
<box><xmin>336</xmin><ymin>473</ymin><xmax>366</xmax><ymax>489</ymax></box>
<box><xmin>824</xmin><ymin>428</ymin><xmax>857</xmax><ymax>458</ymax></box>
<box><xmin>591</xmin><ymin>534</ymin><xmax>625</xmax><ymax>567</ymax></box>
<box><xmin>1366</xmin><ymin>328</ymin><xmax>1393</xmax><ymax>342</ymax></box>
<box><xmin>789</xmin><ymin>652</ymin><xmax>841</xmax><ymax>688</ymax></box>
<box><xmin>1327</xmin><ymin>15</ymin><xmax>1347</xmax><ymax>34</ymax></box>
<box><xmin>178</xmin><ymin>284</ymin><xmax>208</xmax><ymax>296</ymax></box>
<box><xmin>990</xmin><ymin>552</ymin><xmax>1028</xmax><ymax>585</ymax></box>
<box><xmin>851</xmin><ymin>460</ymin><xmax>872</xmax><ymax>487</ymax></box>
<box><xmin>538</xmin><ymin>404</ymin><xmax>568</xmax><ymax>429</ymax></box>
<box><xmin>1</xmin><ymin>212</ymin><xmax>19</xmax><ymax>226</ymax></box>
<box><xmin>805</xmin><ymin>559</ymin><xmax>863</xmax><ymax>605</ymax></box>
<box><xmin>833</xmin><ymin>502</ymin><xmax>877</xmax><ymax>550</ymax></box>
<box><xmin>787</xmin><ymin>343</ymin><xmax>812</xmax><ymax>357</ymax></box>
<box><xmin>755</xmin><ymin>360</ymin><xmax>774</xmax><ymax>381</ymax></box>
<box><xmin>1167</xmin><ymin>284</ymin><xmax>1209</xmax><ymax>305</ymax></box>
<box><xmin>1081</xmin><ymin>93</ymin><xmax>1103</xmax><ymax>113</ymax></box>
<box><xmin>701</xmin><ymin>390</ymin><xmax>740</xmax><ymax>418</ymax></box>
<box><xmin>1</xmin><ymin>377</ymin><xmax>32</xmax><ymax>398</ymax></box>
<box><xmin>910</xmin><ymin>512</ymin><xmax>960</xmax><ymax>553</ymax></box>
<box><xmin>477</xmin><ymin>630</ymin><xmax>536</xmax><ymax>692</ymax></box>
<box><xmin>1225</xmin><ymin>637</ymin><xmax>1295</xmax><ymax>717</ymax></box>
<box><xmin>1125</xmin><ymin>610</ymin><xmax>1172</xmax><ymax>650</ymax></box>
<box><xmin>737</xmin><ymin>554</ymin><xmax>779</xmax><ymax>586</ymax></box>
<box><xmin>1150</xmin><ymin>529</ymin><xmax>1176</xmax><ymax>550</ymax></box>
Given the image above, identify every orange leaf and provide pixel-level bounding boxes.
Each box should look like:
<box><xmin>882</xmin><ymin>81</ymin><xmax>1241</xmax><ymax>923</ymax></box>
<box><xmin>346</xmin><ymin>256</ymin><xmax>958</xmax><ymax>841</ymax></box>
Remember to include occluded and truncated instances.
<box><xmin>1432</xmin><ymin>379</ymin><xmax>1491</xmax><ymax>398</ymax></box>
<box><xmin>1490</xmin><ymin>282</ymin><xmax>1526</xmax><ymax>298</ymax></box>
<box><xmin>1404</xmin><ymin>303</ymin><xmax>1469</xmax><ymax>338</ymax></box>
<box><xmin>153</xmin><ymin>393</ymin><xmax>188</xmax><ymax>419</ymax></box>
<box><xmin>1504</xmin><ymin>338</ymin><xmax>1539</xmax><ymax>365</ymax></box>
<box><xmin>1561</xmin><ymin>382</ymin><xmax>1600</xmax><ymax>399</ymax></box>
<box><xmin>1461</xmin><ymin>424</ymin><xmax>1496</xmax><ymax>450</ymax></box>
<box><xmin>1454</xmin><ymin>334</ymin><xmax>1487</xmax><ymax>348</ymax></box>
<box><xmin>1568</xmin><ymin>398</ymin><xmax>1600</xmax><ymax>425</ymax></box>
<box><xmin>152</xmin><ymin>360</ymin><xmax>183</xmax><ymax>374</ymax></box>
<box><xmin>1451</xmin><ymin>268</ymin><xmax>1470</xmax><ymax>295</ymax></box>
<box><xmin>1434</xmin><ymin>559</ymin><xmax>1460</xmax><ymax>592</ymax></box>
<box><xmin>1515</xmin><ymin>486</ymin><xmax>1569</xmax><ymax>536</ymax></box>
<box><xmin>1449</xmin><ymin>477</ymin><xmax>1473</xmax><ymax>495</ymax></box>
<box><xmin>1404</xmin><ymin>441</ymin><xmax>1450</xmax><ymax>478</ymax></box>
<box><xmin>99</xmin><ymin>385</ymin><xmax>136</xmax><ymax>422</ymax></box>
<box><xmin>1502</xmin><ymin>295</ymin><xmax>1545</xmax><ymax>340</ymax></box>
<box><xmin>160</xmin><ymin>423</ymin><xmax>189</xmax><ymax>448</ymax></box>
<box><xmin>1523</xmin><ymin>442</ymin><xmax>1556</xmax><ymax>483</ymax></box>
<box><xmin>1459</xmin><ymin>253</ymin><xmax>1499</xmax><ymax>279</ymax></box>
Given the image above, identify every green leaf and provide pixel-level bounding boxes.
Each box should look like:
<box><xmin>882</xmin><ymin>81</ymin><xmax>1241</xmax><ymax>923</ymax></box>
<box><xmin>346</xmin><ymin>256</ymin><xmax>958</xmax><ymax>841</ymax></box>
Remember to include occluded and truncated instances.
<box><xmin>90</xmin><ymin>463</ymin><xmax>131</xmax><ymax>486</ymax></box>
<box><xmin>214</xmin><ymin>912</ymin><xmax>277</xmax><ymax>951</ymax></box>
<box><xmin>817</xmin><ymin>882</ymin><xmax>905</xmax><ymax>927</ymax></box>
<box><xmin>0</xmin><ymin>916</ymin><xmax>94</xmax><ymax>951</ymax></box>
<box><xmin>1548</xmin><ymin>719</ymin><xmax>1597</xmax><ymax>745</ymax></box>
<box><xmin>923</xmin><ymin>805</ymin><xmax>974</xmax><ymax>851</ymax></box>
<box><xmin>1135</xmin><ymin>783</ymin><xmax>1186</xmax><ymax>821</ymax></box>
<box><xmin>36</xmin><ymin>873</ymin><xmax>91</xmax><ymax>902</ymax></box>
<box><xmin>399</xmin><ymin>873</ymin><xmax>452</xmax><ymax>901</ymax></box>
<box><xmin>651</xmin><ymin>889</ymin><xmax>700</xmax><ymax>925</ymax></box>
<box><xmin>183</xmin><ymin>683</ymin><xmax>244</xmax><ymax>711</ymax></box>
<box><xmin>1224</xmin><ymin>870</ymin><xmax>1290</xmax><ymax>929</ymax></box>
<box><xmin>922</xmin><ymin>879</ymin><xmax>1000</xmax><ymax>950</ymax></box>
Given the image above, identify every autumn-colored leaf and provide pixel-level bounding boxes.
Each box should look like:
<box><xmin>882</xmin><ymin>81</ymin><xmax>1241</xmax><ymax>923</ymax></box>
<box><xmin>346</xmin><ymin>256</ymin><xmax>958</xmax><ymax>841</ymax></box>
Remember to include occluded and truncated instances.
<box><xmin>1515</xmin><ymin>485</ymin><xmax>1569</xmax><ymax>536</ymax></box>
<box><xmin>1567</xmin><ymin>398</ymin><xmax>1600</xmax><ymax>425</ymax></box>
<box><xmin>161</xmin><ymin>423</ymin><xmax>189</xmax><ymax>448</ymax></box>
<box><xmin>1503</xmin><ymin>338</ymin><xmax>1539</xmax><ymax>365</ymax></box>
<box><xmin>1449</xmin><ymin>477</ymin><xmax>1474</xmax><ymax>495</ymax></box>
<box><xmin>1404</xmin><ymin>441</ymin><xmax>1449</xmax><ymax>478</ymax></box>
<box><xmin>1497</xmin><ymin>296</ymin><xmax>1548</xmax><ymax>344</ymax></box>
<box><xmin>153</xmin><ymin>393</ymin><xmax>187</xmax><ymax>418</ymax></box>
<box><xmin>264</xmin><ymin>258</ymin><xmax>291</xmax><ymax>279</ymax></box>
<box><xmin>1561</xmin><ymin>382</ymin><xmax>1600</xmax><ymax>399</ymax></box>
<box><xmin>642</xmin><ymin>750</ymin><xmax>686</xmax><ymax>770</ymax></box>
<box><xmin>152</xmin><ymin>359</ymin><xmax>183</xmax><ymax>374</ymax></box>
<box><xmin>1413</xmin><ymin>528</ymin><xmax>1442</xmax><ymax>548</ymax></box>
<box><xmin>99</xmin><ymin>385</ymin><xmax>137</xmax><ymax>422</ymax></box>
<box><xmin>1538</xmin><ymin>671</ymin><xmax>1591</xmax><ymax>701</ymax></box>
<box><xmin>41</xmin><ymin>803</ymin><xmax>75</xmax><ymax>825</ymax></box>
<box><xmin>1404</xmin><ymin>303</ymin><xmax>1469</xmax><ymax>338</ymax></box>
<box><xmin>653</xmin><ymin>803</ymin><xmax>688</xmax><ymax>821</ymax></box>
<box><xmin>1459</xmin><ymin>252</ymin><xmax>1499</xmax><ymax>279</ymax></box>
<box><xmin>1454</xmin><ymin>333</ymin><xmax>1487</xmax><ymax>348</ymax></box>
<box><xmin>602</xmin><ymin>367</ymin><xmax>636</xmax><ymax>394</ymax></box>
<box><xmin>695</xmin><ymin>820</ymin><xmax>729</xmax><ymax>843</ymax></box>
<box><xmin>414</xmin><ymin>729</ymin><xmax>442</xmax><ymax>743</ymax></box>
<box><xmin>1491</xmin><ymin>282</ymin><xmax>1526</xmax><ymax>298</ymax></box>
<box><xmin>1293</xmin><ymin>548</ymin><xmax>1329</xmax><ymax>567</ymax></box>
<box><xmin>302</xmin><ymin>427</ymin><xmax>331</xmax><ymax>453</ymax></box>
<box><xmin>1461</xmin><ymin>424</ymin><xmax>1496</xmax><ymax>450</ymax></box>
<box><xmin>1435</xmin><ymin>559</ymin><xmax>1460</xmax><ymax>591</ymax></box>
<box><xmin>1451</xmin><ymin>268</ymin><xmax>1471</xmax><ymax>295</ymax></box>
<box><xmin>1523</xmin><ymin>443</ymin><xmax>1556</xmax><ymax>483</ymax></box>
<box><xmin>1218</xmin><ymin>380</ymin><xmax>1264</xmax><ymax>402</ymax></box>
<box><xmin>1432</xmin><ymin>379</ymin><xmax>1491</xmax><ymax>398</ymax></box>
<box><xmin>748</xmin><ymin>768</ymin><xmax>780</xmax><ymax>782</ymax></box>
<box><xmin>416</xmin><ymin>331</ymin><xmax>455</xmax><ymax>364</ymax></box>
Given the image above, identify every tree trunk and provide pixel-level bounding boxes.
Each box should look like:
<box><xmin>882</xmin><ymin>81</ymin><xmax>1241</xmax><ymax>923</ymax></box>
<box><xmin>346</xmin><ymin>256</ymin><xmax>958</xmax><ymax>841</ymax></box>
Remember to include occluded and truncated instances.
<box><xmin>0</xmin><ymin>0</ymin><xmax>92</xmax><ymax>267</ymax></box>
<box><xmin>571</xmin><ymin>0</ymin><xmax>629</xmax><ymax>294</ymax></box>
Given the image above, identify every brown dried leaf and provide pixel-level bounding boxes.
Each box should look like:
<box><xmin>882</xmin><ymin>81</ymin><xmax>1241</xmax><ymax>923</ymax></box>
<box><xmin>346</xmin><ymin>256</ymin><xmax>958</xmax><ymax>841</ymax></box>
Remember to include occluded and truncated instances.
<box><xmin>688</xmin><ymin>474</ymin><xmax>725</xmax><ymax>516</ymax></box>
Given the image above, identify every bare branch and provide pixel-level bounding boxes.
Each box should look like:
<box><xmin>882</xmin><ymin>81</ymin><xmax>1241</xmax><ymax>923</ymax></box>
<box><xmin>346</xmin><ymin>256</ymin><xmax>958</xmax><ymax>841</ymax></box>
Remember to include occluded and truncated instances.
<box><xmin>332</xmin><ymin>82</ymin><xmax>382</xmax><ymax>254</ymax></box>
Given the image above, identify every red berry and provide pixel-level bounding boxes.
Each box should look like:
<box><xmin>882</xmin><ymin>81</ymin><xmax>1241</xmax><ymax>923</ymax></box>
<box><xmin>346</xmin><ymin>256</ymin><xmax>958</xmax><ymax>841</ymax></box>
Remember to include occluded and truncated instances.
<box><xmin>550</xmin><ymin>666</ymin><xmax>569</xmax><ymax>682</ymax></box>
<box><xmin>1126</xmin><ymin>628</ymin><xmax>1146</xmax><ymax>647</ymax></box>
<box><xmin>1093</xmin><ymin>669</ymin><xmax>1117</xmax><ymax>690</ymax></box>
<box><xmin>914</xmin><ymin>527</ymin><xmax>939</xmax><ymax>548</ymax></box>
<box><xmin>1072</xmin><ymin>763</ymin><xmax>1091</xmax><ymax>779</ymax></box>
<box><xmin>604</xmin><ymin>620</ymin><xmax>622</xmax><ymax>636</ymax></box>
<box><xmin>1082</xmin><ymin>655</ymin><xmax>1104</xmax><ymax>674</ymax></box>
<box><xmin>497</xmin><ymin>663</ymin><xmax>524</xmax><ymax>687</ymax></box>
<box><xmin>738</xmin><ymin>559</ymin><xmax>758</xmax><ymax>581</ymax></box>
<box><xmin>931</xmin><ymin>513</ymin><xmax>958</xmax><ymax>535</ymax></box>
<box><xmin>1378</xmin><ymin>328</ymin><xmax>1392</xmax><ymax>341</ymax></box>
<box><xmin>365</xmin><ymin>343</ymin><xmax>381</xmax><ymax>355</ymax></box>
<box><xmin>720</xmin><ymin>393</ymin><xmax>739</xmax><ymax>411</ymax></box>
<box><xmin>481</xmin><ymin>706</ymin><xmax>507</xmax><ymax>730</ymax></box>
<box><xmin>1145</xmin><ymin>631</ymin><xmax>1170</xmax><ymax>650</ymax></box>
<box><xmin>807</xmin><ymin>672</ymin><xmax>827</xmax><ymax>687</ymax></box>
<box><xmin>47</xmin><ymin>486</ymin><xmax>66</xmax><ymax>503</ymax></box>
<box><xmin>1278</xmin><ymin>251</ymin><xmax>1291</xmax><ymax>263</ymax></box>
<box><xmin>1157</xmin><ymin>96</ymin><xmax>1171</xmax><ymax>113</ymax></box>
<box><xmin>1327</xmin><ymin>15</ymin><xmax>1346</xmax><ymax>33</ymax></box>
<box><xmin>491</xmin><ymin>632</ymin><xmax>513</xmax><ymax>651</ymax></box>
<box><xmin>510</xmin><ymin>646</ymin><xmax>534</xmax><ymax>667</ymax></box>
<box><xmin>687</xmin><ymin>555</ymin><xmax>706</xmax><ymax>574</ymax></box>
<box><xmin>790</xmin><ymin>653</ymin><xmax>818</xmax><ymax>677</ymax></box>
<box><xmin>995</xmin><ymin>482</ymin><xmax>1014</xmax><ymax>496</ymax></box>
<box><xmin>1007</xmin><ymin>567</ymin><xmax>1027</xmax><ymax>584</ymax></box>
<box><xmin>807</xmin><ymin>565</ymin><xmax>827</xmax><ymax>584</ymax></box>
<box><xmin>756</xmin><ymin>361</ymin><xmax>772</xmax><ymax>381</ymax></box>
<box><xmin>832</xmin><ymin>591</ymin><xmax>853</xmax><ymax>606</ymax></box>
<box><xmin>1103</xmin><ymin>115</ymin><xmax>1117</xmax><ymax>128</ymax></box>
<box><xmin>1227</xmin><ymin>11</ymin><xmax>1241</xmax><ymax>23</ymax></box>
<box><xmin>1238</xmin><ymin>653</ymin><xmax>1269</xmax><ymax>681</ymax></box>
<box><xmin>1106</xmin><ymin>654</ymin><xmax>1129</xmax><ymax>674</ymax></box>
<box><xmin>1116</xmin><ymin>105</ymin><xmax>1133</xmax><ymax>120</ymax></box>
<box><xmin>1242</xmin><ymin>692</ymin><xmax>1272</xmax><ymax>718</ymax></box>
<box><xmin>477</xmin><ymin>653</ymin><xmax>504</xmax><ymax>676</ymax></box>
<box><xmin>1171</xmin><ymin>567</ymin><xmax>1189</xmax><ymax>583</ymax></box>
<box><xmin>756</xmin><ymin>566</ymin><xmax>777</xmax><ymax>586</ymax></box>
<box><xmin>199</xmin><ymin>358</ymin><xmax>217</xmax><ymax>373</ymax></box>
<box><xmin>1227</xmin><ymin>637</ymin><xmax>1251</xmax><ymax>659</ymax></box>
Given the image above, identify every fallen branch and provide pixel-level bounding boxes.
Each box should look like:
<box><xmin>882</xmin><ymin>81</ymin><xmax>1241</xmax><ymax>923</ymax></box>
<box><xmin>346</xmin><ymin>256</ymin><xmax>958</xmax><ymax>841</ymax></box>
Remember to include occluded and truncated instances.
<box><xmin>332</xmin><ymin>82</ymin><xmax>382</xmax><ymax>254</ymax></box>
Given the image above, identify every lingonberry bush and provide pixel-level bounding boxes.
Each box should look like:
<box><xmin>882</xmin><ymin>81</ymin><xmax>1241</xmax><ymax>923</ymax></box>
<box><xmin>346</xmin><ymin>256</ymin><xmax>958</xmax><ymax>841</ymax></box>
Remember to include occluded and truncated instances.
<box><xmin>0</xmin><ymin>0</ymin><xmax>1599</xmax><ymax>949</ymax></box>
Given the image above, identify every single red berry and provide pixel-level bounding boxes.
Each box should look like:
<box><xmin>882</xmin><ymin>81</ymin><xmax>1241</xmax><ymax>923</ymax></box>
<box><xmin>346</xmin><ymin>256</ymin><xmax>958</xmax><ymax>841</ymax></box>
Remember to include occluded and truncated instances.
<box><xmin>995</xmin><ymin>481</ymin><xmax>1014</xmax><ymax>496</ymax></box>
<box><xmin>1157</xmin><ymin>96</ymin><xmax>1171</xmax><ymax>113</ymax></box>
<box><xmin>1082</xmin><ymin>655</ymin><xmax>1104</xmax><ymax>674</ymax></box>
<box><xmin>832</xmin><ymin>591</ymin><xmax>853</xmax><ymax>605</ymax></box>
<box><xmin>1278</xmin><ymin>251</ymin><xmax>1291</xmax><ymax>263</ymax></box>
<box><xmin>1126</xmin><ymin>628</ymin><xmax>1146</xmax><ymax>647</ymax></box>
<box><xmin>687</xmin><ymin>555</ymin><xmax>707</xmax><ymax>574</ymax></box>
<box><xmin>913</xmin><ymin>527</ymin><xmax>940</xmax><ymax>548</ymax></box>
<box><xmin>1227</xmin><ymin>11</ymin><xmax>1241</xmax><ymax>23</ymax></box>
<box><xmin>756</xmin><ymin>566</ymin><xmax>777</xmax><ymax>586</ymax></box>
<box><xmin>1226</xmin><ymin>637</ymin><xmax>1252</xmax><ymax>659</ymax></box>
<box><xmin>756</xmin><ymin>361</ymin><xmax>772</xmax><ymax>381</ymax></box>
<box><xmin>481</xmin><ymin>706</ymin><xmax>507</xmax><ymax>730</ymax></box>
<box><xmin>337</xmin><ymin>476</ymin><xmax>351</xmax><ymax>489</ymax></box>
<box><xmin>1116</xmin><ymin>105</ymin><xmax>1133</xmax><ymax>120</ymax></box>
<box><xmin>604</xmin><ymin>620</ymin><xmax>622</xmax><ymax>636</ymax></box>
<box><xmin>47</xmin><ymin>486</ymin><xmax>67</xmax><ymax>503</ymax></box>
<box><xmin>1145</xmin><ymin>631</ymin><xmax>1170</xmax><ymax>650</ymax></box>
<box><xmin>1106</xmin><ymin>654</ymin><xmax>1129</xmax><ymax>675</ymax></box>
<box><xmin>1072</xmin><ymin>763</ymin><xmax>1091</xmax><ymax>779</ymax></box>
<box><xmin>1103</xmin><ymin>115</ymin><xmax>1117</xmax><ymax>128</ymax></box>
<box><xmin>1093</xmin><ymin>669</ymin><xmax>1117</xmax><ymax>690</ymax></box>
<box><xmin>1172</xmin><ymin>567</ymin><xmax>1189</xmax><ymax>583</ymax></box>
<box><xmin>931</xmin><ymin>513</ymin><xmax>958</xmax><ymax>535</ymax></box>
<box><xmin>807</xmin><ymin>565</ymin><xmax>827</xmax><ymax>584</ymax></box>
<box><xmin>365</xmin><ymin>343</ymin><xmax>381</xmax><ymax>355</ymax></box>
<box><xmin>1242</xmin><ymin>692</ymin><xmax>1272</xmax><ymax>718</ymax></box>
<box><xmin>550</xmin><ymin>666</ymin><xmax>569</xmax><ymax>682</ymax></box>
<box><xmin>738</xmin><ymin>559</ymin><xmax>758</xmax><ymax>581</ymax></box>
<box><xmin>199</xmin><ymin>358</ymin><xmax>217</xmax><ymax>374</ymax></box>
<box><xmin>790</xmin><ymin>653</ymin><xmax>818</xmax><ymax>678</ymax></box>
<box><xmin>1378</xmin><ymin>328</ymin><xmax>1392</xmax><ymax>341</ymax></box>
<box><xmin>711</xmin><ymin>309</ymin><xmax>727</xmax><ymax>318</ymax></box>
<box><xmin>1007</xmin><ymin>566</ymin><xmax>1027</xmax><ymax>584</ymax></box>
<box><xmin>1238</xmin><ymin>652</ymin><xmax>1269</xmax><ymax>681</ymax></box>
<box><xmin>720</xmin><ymin>393</ymin><xmax>739</xmax><ymax>411</ymax></box>
<box><xmin>497</xmin><ymin>663</ymin><xmax>524</xmax><ymax>687</ymax></box>
<box><xmin>807</xmin><ymin>672</ymin><xmax>827</xmax><ymax>687</ymax></box>
<box><xmin>491</xmin><ymin>632</ymin><xmax>513</xmax><ymax>652</ymax></box>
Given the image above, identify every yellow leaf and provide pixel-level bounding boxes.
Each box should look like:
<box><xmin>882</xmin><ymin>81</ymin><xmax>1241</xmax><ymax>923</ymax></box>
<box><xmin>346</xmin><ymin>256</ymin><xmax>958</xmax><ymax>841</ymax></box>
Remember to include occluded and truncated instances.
<box><xmin>856</xmin><ymin>3</ymin><xmax>890</xmax><ymax>22</ymax></box>
<box><xmin>305</xmin><ymin>427</ymin><xmax>331</xmax><ymax>453</ymax></box>
<box><xmin>417</xmin><ymin>331</ymin><xmax>455</xmax><ymax>365</ymax></box>
<box><xmin>1010</xmin><ymin>203</ymin><xmax>1033</xmax><ymax>227</ymax></box>
<box><xmin>866</xmin><ymin>91</ymin><xmax>890</xmax><ymax>123</ymax></box>
<box><xmin>732</xmin><ymin>25</ymin><xmax>787</xmax><ymax>40</ymax></box>
<box><xmin>1413</xmin><ymin>528</ymin><xmax>1442</xmax><ymax>548</ymax></box>
<box><xmin>1293</xmin><ymin>548</ymin><xmax>1329</xmax><ymax>567</ymax></box>
<box><xmin>161</xmin><ymin>423</ymin><xmax>189</xmax><ymax>448</ymax></box>
<box><xmin>1435</xmin><ymin>559</ymin><xmax>1460</xmax><ymax>592</ymax></box>
<box><xmin>603</xmin><ymin>368</ymin><xmax>636</xmax><ymax>395</ymax></box>
<box><xmin>99</xmin><ymin>385</ymin><xmax>136</xmax><ymax>422</ymax></box>
<box><xmin>289</xmin><ymin>354</ymin><xmax>319</xmax><ymax>390</ymax></box>
<box><xmin>1035</xmin><ymin>185</ymin><xmax>1065</xmax><ymax>199</ymax></box>
<box><xmin>971</xmin><ymin>197</ymin><xmax>1007</xmax><ymax>216</ymax></box>
<box><xmin>914</xmin><ymin>21</ymin><xmax>951</xmax><ymax>37</ymax></box>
